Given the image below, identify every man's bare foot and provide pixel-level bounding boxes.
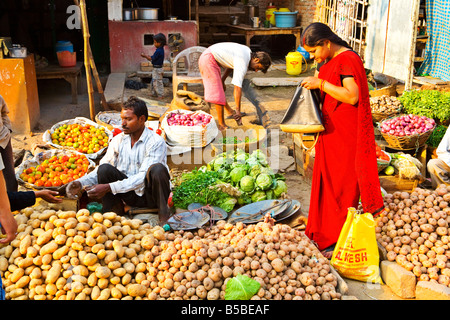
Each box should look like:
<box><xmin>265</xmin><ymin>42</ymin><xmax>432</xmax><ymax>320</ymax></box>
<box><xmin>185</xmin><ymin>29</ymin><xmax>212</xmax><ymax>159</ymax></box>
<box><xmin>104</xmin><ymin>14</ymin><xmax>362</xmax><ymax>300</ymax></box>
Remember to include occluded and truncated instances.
<box><xmin>218</xmin><ymin>124</ymin><xmax>229</xmax><ymax>131</ymax></box>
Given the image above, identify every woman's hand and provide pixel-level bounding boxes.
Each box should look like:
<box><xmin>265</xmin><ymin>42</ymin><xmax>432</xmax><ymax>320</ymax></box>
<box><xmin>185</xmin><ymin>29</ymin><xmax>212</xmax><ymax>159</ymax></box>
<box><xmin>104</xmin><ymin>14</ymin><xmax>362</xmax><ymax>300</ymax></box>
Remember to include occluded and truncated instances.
<box><xmin>301</xmin><ymin>76</ymin><xmax>321</xmax><ymax>90</ymax></box>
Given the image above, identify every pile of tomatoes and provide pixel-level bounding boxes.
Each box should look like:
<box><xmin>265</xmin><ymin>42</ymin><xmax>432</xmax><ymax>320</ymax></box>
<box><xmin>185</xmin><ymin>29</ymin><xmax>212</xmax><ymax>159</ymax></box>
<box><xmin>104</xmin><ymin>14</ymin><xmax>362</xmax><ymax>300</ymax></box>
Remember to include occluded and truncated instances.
<box><xmin>375</xmin><ymin>144</ymin><xmax>390</xmax><ymax>161</ymax></box>
<box><xmin>19</xmin><ymin>154</ymin><xmax>91</xmax><ymax>188</ymax></box>
<box><xmin>50</xmin><ymin>123</ymin><xmax>110</xmax><ymax>154</ymax></box>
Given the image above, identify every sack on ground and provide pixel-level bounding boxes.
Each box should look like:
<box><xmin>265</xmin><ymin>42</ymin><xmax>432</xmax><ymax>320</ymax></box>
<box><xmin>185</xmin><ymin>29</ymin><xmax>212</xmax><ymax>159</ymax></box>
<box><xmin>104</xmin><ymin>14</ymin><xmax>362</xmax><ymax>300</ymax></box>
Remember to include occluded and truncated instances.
<box><xmin>331</xmin><ymin>207</ymin><xmax>383</xmax><ymax>284</ymax></box>
<box><xmin>171</xmin><ymin>90</ymin><xmax>210</xmax><ymax>113</ymax></box>
<box><xmin>161</xmin><ymin>109</ymin><xmax>218</xmax><ymax>148</ymax></box>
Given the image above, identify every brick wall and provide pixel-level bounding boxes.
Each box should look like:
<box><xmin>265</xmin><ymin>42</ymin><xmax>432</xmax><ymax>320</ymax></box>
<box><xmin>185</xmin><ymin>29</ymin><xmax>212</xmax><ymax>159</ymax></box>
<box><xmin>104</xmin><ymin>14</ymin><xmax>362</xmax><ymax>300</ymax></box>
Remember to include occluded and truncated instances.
<box><xmin>255</xmin><ymin>0</ymin><xmax>317</xmax><ymax>29</ymax></box>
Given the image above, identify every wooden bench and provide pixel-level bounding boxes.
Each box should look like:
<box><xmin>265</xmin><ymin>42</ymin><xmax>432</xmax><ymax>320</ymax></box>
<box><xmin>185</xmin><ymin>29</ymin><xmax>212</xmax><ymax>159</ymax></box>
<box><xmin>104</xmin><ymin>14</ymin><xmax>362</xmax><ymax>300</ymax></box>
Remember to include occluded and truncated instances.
<box><xmin>36</xmin><ymin>62</ymin><xmax>83</xmax><ymax>104</ymax></box>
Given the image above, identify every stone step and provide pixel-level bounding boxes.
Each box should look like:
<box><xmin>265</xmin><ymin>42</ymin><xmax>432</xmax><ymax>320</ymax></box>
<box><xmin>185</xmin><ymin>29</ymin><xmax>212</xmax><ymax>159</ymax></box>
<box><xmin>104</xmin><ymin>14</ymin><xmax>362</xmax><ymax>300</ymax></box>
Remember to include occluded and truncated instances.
<box><xmin>104</xmin><ymin>72</ymin><xmax>126</xmax><ymax>111</ymax></box>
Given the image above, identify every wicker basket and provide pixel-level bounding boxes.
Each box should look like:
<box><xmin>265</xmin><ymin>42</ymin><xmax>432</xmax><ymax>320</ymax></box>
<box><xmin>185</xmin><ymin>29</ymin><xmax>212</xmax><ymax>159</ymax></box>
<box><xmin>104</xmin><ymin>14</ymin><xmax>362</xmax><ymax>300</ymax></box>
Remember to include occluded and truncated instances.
<box><xmin>379</xmin><ymin>117</ymin><xmax>435</xmax><ymax>150</ymax></box>
<box><xmin>372</xmin><ymin>110</ymin><xmax>400</xmax><ymax>123</ymax></box>
<box><xmin>369</xmin><ymin>73</ymin><xmax>398</xmax><ymax>98</ymax></box>
<box><xmin>377</xmin><ymin>150</ymin><xmax>391</xmax><ymax>173</ymax></box>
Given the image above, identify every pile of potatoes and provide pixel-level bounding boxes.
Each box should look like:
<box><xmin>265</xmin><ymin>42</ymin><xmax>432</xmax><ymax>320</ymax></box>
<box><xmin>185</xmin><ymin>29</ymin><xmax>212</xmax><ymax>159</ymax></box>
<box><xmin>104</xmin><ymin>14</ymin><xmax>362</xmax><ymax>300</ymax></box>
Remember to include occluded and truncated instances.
<box><xmin>376</xmin><ymin>185</ymin><xmax>450</xmax><ymax>287</ymax></box>
<box><xmin>0</xmin><ymin>203</ymin><xmax>340</xmax><ymax>300</ymax></box>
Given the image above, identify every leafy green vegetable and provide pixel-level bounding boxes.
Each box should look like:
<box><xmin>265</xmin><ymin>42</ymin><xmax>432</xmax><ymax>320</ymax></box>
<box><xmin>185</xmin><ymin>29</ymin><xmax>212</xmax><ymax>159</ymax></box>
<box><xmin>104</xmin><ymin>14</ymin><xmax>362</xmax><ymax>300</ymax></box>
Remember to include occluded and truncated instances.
<box><xmin>273</xmin><ymin>180</ymin><xmax>288</xmax><ymax>198</ymax></box>
<box><xmin>224</xmin><ymin>274</ymin><xmax>261</xmax><ymax>300</ymax></box>
<box><xmin>249</xmin><ymin>164</ymin><xmax>262</xmax><ymax>178</ymax></box>
<box><xmin>230</xmin><ymin>166</ymin><xmax>247</xmax><ymax>185</ymax></box>
<box><xmin>426</xmin><ymin>125</ymin><xmax>448</xmax><ymax>148</ymax></box>
<box><xmin>172</xmin><ymin>170</ymin><xmax>220</xmax><ymax>209</ymax></box>
<box><xmin>399</xmin><ymin>90</ymin><xmax>450</xmax><ymax>123</ymax></box>
<box><xmin>216</xmin><ymin>196</ymin><xmax>237</xmax><ymax>212</ymax></box>
<box><xmin>251</xmin><ymin>190</ymin><xmax>267</xmax><ymax>203</ymax></box>
<box><xmin>255</xmin><ymin>173</ymin><xmax>273</xmax><ymax>191</ymax></box>
<box><xmin>239</xmin><ymin>175</ymin><xmax>255</xmax><ymax>193</ymax></box>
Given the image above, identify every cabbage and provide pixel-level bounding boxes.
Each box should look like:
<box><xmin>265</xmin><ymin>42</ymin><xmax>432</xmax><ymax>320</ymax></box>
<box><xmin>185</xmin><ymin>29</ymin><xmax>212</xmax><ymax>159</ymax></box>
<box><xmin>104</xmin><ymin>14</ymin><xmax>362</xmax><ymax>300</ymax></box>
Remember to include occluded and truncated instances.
<box><xmin>260</xmin><ymin>166</ymin><xmax>274</xmax><ymax>176</ymax></box>
<box><xmin>249</xmin><ymin>149</ymin><xmax>268</xmax><ymax>166</ymax></box>
<box><xmin>249</xmin><ymin>164</ymin><xmax>262</xmax><ymax>178</ymax></box>
<box><xmin>266</xmin><ymin>189</ymin><xmax>274</xmax><ymax>200</ymax></box>
<box><xmin>251</xmin><ymin>190</ymin><xmax>267</xmax><ymax>203</ymax></box>
<box><xmin>217</xmin><ymin>196</ymin><xmax>237</xmax><ymax>212</ymax></box>
<box><xmin>213</xmin><ymin>156</ymin><xmax>225</xmax><ymax>171</ymax></box>
<box><xmin>273</xmin><ymin>180</ymin><xmax>287</xmax><ymax>198</ymax></box>
<box><xmin>235</xmin><ymin>150</ymin><xmax>248</xmax><ymax>163</ymax></box>
<box><xmin>239</xmin><ymin>175</ymin><xmax>255</xmax><ymax>193</ymax></box>
<box><xmin>237</xmin><ymin>192</ymin><xmax>252</xmax><ymax>205</ymax></box>
<box><xmin>230</xmin><ymin>166</ymin><xmax>247</xmax><ymax>184</ymax></box>
<box><xmin>255</xmin><ymin>173</ymin><xmax>272</xmax><ymax>191</ymax></box>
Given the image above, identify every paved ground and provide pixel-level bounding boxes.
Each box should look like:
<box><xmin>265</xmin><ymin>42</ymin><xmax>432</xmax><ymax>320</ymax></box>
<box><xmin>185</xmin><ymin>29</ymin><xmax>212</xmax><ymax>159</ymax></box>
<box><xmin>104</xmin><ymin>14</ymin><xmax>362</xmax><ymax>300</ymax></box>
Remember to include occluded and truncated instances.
<box><xmin>11</xmin><ymin>61</ymin><xmax>408</xmax><ymax>300</ymax></box>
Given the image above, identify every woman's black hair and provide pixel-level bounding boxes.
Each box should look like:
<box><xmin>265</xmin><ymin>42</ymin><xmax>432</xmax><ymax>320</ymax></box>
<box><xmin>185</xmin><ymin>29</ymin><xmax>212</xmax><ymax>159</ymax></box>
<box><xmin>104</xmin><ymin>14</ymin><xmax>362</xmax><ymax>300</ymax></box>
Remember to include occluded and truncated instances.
<box><xmin>122</xmin><ymin>96</ymin><xmax>148</xmax><ymax>120</ymax></box>
<box><xmin>301</xmin><ymin>22</ymin><xmax>352</xmax><ymax>50</ymax></box>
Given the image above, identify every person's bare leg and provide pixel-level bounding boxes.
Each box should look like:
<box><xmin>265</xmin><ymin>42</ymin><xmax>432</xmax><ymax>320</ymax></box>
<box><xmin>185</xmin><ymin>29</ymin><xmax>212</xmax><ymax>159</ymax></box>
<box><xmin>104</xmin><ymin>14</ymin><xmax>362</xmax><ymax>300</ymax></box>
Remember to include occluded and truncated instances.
<box><xmin>224</xmin><ymin>103</ymin><xmax>242</xmax><ymax>126</ymax></box>
<box><xmin>214</xmin><ymin>103</ymin><xmax>228</xmax><ymax>131</ymax></box>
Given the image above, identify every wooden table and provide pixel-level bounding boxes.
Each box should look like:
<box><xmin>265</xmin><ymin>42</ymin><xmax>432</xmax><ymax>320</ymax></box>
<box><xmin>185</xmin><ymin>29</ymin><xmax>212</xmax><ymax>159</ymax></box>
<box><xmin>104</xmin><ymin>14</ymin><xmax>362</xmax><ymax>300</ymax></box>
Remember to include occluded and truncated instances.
<box><xmin>226</xmin><ymin>24</ymin><xmax>302</xmax><ymax>48</ymax></box>
<box><xmin>36</xmin><ymin>62</ymin><xmax>83</xmax><ymax>104</ymax></box>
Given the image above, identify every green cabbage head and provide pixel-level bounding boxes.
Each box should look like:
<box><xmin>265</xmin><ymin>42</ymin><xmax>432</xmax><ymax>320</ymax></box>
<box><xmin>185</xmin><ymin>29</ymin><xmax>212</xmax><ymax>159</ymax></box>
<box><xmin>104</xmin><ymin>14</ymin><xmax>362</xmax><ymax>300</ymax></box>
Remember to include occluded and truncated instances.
<box><xmin>239</xmin><ymin>175</ymin><xmax>255</xmax><ymax>193</ymax></box>
<box><xmin>273</xmin><ymin>180</ymin><xmax>288</xmax><ymax>198</ymax></box>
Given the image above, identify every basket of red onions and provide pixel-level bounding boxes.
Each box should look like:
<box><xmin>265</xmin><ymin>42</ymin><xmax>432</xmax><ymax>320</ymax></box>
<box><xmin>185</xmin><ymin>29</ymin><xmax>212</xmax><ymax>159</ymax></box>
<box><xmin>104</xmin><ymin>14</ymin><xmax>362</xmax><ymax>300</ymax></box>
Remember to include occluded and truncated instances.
<box><xmin>379</xmin><ymin>114</ymin><xmax>436</xmax><ymax>149</ymax></box>
<box><xmin>161</xmin><ymin>109</ymin><xmax>218</xmax><ymax>147</ymax></box>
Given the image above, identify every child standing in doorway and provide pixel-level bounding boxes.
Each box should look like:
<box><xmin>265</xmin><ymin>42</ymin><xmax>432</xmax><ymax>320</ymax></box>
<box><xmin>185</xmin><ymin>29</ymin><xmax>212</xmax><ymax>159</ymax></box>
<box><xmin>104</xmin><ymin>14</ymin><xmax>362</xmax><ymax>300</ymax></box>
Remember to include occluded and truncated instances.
<box><xmin>141</xmin><ymin>33</ymin><xmax>166</xmax><ymax>98</ymax></box>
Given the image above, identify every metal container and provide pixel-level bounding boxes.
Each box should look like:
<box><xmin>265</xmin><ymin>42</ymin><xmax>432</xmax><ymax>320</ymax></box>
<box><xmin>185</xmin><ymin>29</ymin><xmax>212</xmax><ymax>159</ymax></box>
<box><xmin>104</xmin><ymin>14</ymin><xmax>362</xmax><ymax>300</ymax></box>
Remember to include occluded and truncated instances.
<box><xmin>123</xmin><ymin>8</ymin><xmax>134</xmax><ymax>21</ymax></box>
<box><xmin>230</xmin><ymin>15</ymin><xmax>239</xmax><ymax>25</ymax></box>
<box><xmin>10</xmin><ymin>45</ymin><xmax>27</xmax><ymax>58</ymax></box>
<box><xmin>244</xmin><ymin>5</ymin><xmax>259</xmax><ymax>26</ymax></box>
<box><xmin>135</xmin><ymin>8</ymin><xmax>159</xmax><ymax>20</ymax></box>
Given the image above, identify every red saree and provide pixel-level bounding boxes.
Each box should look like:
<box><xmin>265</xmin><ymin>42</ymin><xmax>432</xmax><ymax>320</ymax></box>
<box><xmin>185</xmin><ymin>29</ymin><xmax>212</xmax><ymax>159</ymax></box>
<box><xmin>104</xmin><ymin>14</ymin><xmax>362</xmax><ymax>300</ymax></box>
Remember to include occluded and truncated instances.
<box><xmin>305</xmin><ymin>50</ymin><xmax>384</xmax><ymax>251</ymax></box>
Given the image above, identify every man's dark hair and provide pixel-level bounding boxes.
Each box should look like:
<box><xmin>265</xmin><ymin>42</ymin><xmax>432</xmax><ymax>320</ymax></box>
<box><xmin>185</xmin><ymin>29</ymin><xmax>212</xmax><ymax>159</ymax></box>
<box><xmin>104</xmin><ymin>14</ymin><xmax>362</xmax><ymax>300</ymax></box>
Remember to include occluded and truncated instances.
<box><xmin>153</xmin><ymin>33</ymin><xmax>167</xmax><ymax>46</ymax></box>
<box><xmin>122</xmin><ymin>96</ymin><xmax>148</xmax><ymax>120</ymax></box>
<box><xmin>251</xmin><ymin>51</ymin><xmax>272</xmax><ymax>73</ymax></box>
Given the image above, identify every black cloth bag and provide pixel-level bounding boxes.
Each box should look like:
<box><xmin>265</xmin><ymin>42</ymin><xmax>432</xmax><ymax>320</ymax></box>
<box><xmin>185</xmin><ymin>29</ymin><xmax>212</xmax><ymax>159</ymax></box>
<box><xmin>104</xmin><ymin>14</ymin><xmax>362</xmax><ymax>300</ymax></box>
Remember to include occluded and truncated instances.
<box><xmin>280</xmin><ymin>85</ymin><xmax>324</xmax><ymax>134</ymax></box>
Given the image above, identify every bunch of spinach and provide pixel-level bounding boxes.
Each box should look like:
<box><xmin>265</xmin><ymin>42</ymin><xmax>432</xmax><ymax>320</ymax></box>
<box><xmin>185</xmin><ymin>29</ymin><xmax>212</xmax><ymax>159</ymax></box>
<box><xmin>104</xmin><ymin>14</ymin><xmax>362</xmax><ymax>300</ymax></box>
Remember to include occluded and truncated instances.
<box><xmin>399</xmin><ymin>90</ymin><xmax>450</xmax><ymax>123</ymax></box>
<box><xmin>172</xmin><ymin>169</ymin><xmax>236</xmax><ymax>211</ymax></box>
<box><xmin>426</xmin><ymin>125</ymin><xmax>448</xmax><ymax>148</ymax></box>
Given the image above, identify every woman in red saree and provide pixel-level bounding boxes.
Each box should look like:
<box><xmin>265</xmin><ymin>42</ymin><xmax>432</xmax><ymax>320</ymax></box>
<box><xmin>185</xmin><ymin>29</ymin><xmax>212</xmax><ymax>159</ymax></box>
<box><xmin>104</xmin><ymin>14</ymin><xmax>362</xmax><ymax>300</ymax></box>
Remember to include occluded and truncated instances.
<box><xmin>300</xmin><ymin>23</ymin><xmax>384</xmax><ymax>257</ymax></box>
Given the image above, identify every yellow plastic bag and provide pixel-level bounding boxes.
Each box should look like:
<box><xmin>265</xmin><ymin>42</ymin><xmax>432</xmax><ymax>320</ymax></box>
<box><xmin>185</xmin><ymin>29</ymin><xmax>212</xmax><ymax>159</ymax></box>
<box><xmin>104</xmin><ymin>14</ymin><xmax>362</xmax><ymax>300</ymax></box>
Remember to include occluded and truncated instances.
<box><xmin>331</xmin><ymin>207</ymin><xmax>383</xmax><ymax>284</ymax></box>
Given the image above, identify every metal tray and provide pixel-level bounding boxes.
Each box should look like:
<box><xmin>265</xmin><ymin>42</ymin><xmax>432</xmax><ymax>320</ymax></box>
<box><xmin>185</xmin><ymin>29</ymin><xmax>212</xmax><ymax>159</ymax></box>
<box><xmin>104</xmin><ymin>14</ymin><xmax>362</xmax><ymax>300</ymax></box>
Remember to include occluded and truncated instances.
<box><xmin>187</xmin><ymin>203</ymin><xmax>228</xmax><ymax>221</ymax></box>
<box><xmin>275</xmin><ymin>199</ymin><xmax>301</xmax><ymax>222</ymax></box>
<box><xmin>167</xmin><ymin>210</ymin><xmax>210</xmax><ymax>230</ymax></box>
<box><xmin>228</xmin><ymin>199</ymin><xmax>292</xmax><ymax>224</ymax></box>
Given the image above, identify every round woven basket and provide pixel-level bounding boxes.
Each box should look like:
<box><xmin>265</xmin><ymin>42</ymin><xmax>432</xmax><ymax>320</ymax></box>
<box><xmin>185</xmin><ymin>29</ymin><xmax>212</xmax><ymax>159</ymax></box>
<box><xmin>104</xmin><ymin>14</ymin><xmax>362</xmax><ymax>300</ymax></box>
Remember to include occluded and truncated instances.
<box><xmin>372</xmin><ymin>110</ymin><xmax>399</xmax><ymax>123</ymax></box>
<box><xmin>379</xmin><ymin>117</ymin><xmax>435</xmax><ymax>149</ymax></box>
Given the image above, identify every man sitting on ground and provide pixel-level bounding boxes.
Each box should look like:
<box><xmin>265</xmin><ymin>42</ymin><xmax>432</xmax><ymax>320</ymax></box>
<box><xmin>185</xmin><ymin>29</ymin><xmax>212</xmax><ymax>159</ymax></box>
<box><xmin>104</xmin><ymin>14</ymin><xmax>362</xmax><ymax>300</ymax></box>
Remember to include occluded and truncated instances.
<box><xmin>66</xmin><ymin>96</ymin><xmax>172</xmax><ymax>225</ymax></box>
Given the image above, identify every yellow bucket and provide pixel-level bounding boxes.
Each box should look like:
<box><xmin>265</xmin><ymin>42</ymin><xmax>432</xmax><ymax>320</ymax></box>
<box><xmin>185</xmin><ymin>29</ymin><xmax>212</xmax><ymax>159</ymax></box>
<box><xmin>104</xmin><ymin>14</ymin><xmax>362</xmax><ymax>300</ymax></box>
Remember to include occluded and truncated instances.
<box><xmin>265</xmin><ymin>6</ymin><xmax>277</xmax><ymax>26</ymax></box>
<box><xmin>278</xmin><ymin>8</ymin><xmax>290</xmax><ymax>12</ymax></box>
<box><xmin>286</xmin><ymin>51</ymin><xmax>304</xmax><ymax>75</ymax></box>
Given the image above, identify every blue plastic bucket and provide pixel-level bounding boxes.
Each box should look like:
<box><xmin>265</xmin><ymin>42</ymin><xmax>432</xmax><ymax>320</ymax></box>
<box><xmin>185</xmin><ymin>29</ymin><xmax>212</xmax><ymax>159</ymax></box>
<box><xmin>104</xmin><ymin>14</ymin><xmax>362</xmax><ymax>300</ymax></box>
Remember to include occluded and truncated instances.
<box><xmin>55</xmin><ymin>41</ymin><xmax>73</xmax><ymax>53</ymax></box>
<box><xmin>274</xmin><ymin>11</ymin><xmax>298</xmax><ymax>28</ymax></box>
